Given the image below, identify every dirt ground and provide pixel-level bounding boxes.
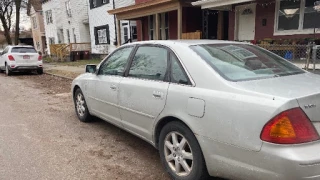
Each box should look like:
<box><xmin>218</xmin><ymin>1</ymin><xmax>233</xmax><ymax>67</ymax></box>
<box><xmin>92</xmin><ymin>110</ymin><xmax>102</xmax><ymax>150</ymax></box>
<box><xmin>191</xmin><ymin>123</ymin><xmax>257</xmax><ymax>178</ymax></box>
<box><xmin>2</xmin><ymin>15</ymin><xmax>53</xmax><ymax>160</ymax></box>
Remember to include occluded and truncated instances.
<box><xmin>0</xmin><ymin>72</ymin><xmax>171</xmax><ymax>180</ymax></box>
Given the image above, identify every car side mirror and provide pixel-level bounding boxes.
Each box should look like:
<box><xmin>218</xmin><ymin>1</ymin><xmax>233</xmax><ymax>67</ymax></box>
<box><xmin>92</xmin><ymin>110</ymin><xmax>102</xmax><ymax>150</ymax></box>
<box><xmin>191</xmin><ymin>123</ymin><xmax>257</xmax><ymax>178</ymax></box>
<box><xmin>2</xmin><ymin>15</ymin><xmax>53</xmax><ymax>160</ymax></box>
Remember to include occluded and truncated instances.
<box><xmin>85</xmin><ymin>64</ymin><xmax>97</xmax><ymax>73</ymax></box>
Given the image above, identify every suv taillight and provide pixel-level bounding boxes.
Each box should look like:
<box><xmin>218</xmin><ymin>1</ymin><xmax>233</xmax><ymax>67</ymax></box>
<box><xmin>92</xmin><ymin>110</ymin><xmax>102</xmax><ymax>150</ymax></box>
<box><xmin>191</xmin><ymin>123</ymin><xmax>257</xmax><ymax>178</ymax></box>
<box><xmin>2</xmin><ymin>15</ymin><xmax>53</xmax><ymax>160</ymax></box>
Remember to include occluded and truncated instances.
<box><xmin>8</xmin><ymin>55</ymin><xmax>15</xmax><ymax>61</ymax></box>
<box><xmin>38</xmin><ymin>55</ymin><xmax>42</xmax><ymax>61</ymax></box>
<box><xmin>261</xmin><ymin>108</ymin><xmax>319</xmax><ymax>144</ymax></box>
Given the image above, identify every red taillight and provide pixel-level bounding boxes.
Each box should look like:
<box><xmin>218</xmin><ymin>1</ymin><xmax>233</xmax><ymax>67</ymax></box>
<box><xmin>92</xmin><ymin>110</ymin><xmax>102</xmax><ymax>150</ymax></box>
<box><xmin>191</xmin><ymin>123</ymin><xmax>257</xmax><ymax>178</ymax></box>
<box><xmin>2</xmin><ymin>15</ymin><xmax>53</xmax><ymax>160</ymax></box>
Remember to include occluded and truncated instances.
<box><xmin>38</xmin><ymin>55</ymin><xmax>42</xmax><ymax>61</ymax></box>
<box><xmin>8</xmin><ymin>55</ymin><xmax>15</xmax><ymax>61</ymax></box>
<box><xmin>261</xmin><ymin>108</ymin><xmax>320</xmax><ymax>144</ymax></box>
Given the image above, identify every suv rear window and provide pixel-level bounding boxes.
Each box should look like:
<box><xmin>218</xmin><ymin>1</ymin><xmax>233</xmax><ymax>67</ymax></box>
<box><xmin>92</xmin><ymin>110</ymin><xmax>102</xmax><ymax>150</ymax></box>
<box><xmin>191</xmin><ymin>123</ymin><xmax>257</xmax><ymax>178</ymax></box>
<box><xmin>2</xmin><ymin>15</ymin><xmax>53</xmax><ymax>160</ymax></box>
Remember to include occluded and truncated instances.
<box><xmin>11</xmin><ymin>47</ymin><xmax>37</xmax><ymax>53</ymax></box>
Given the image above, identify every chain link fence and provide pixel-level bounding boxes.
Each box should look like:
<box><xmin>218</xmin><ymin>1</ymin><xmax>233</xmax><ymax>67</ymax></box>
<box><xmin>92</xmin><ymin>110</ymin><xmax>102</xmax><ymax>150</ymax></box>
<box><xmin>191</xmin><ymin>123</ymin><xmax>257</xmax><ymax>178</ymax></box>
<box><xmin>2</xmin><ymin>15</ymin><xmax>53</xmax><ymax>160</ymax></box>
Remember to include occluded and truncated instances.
<box><xmin>257</xmin><ymin>43</ymin><xmax>320</xmax><ymax>71</ymax></box>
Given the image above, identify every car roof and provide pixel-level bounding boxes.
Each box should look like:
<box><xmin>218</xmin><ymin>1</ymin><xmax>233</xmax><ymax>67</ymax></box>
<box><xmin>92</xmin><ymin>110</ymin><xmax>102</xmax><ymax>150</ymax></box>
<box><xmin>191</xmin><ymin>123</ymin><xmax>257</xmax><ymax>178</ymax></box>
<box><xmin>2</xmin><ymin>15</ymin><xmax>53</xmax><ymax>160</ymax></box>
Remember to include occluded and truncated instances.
<box><xmin>7</xmin><ymin>45</ymin><xmax>34</xmax><ymax>48</ymax></box>
<box><xmin>124</xmin><ymin>40</ymin><xmax>250</xmax><ymax>47</ymax></box>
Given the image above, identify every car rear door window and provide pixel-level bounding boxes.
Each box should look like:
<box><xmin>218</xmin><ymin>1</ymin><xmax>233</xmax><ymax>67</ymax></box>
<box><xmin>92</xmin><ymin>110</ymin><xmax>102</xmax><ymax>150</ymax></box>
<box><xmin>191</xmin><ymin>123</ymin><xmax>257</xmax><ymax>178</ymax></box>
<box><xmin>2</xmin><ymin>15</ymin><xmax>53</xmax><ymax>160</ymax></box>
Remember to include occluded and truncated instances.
<box><xmin>128</xmin><ymin>46</ymin><xmax>168</xmax><ymax>81</ymax></box>
<box><xmin>170</xmin><ymin>53</ymin><xmax>189</xmax><ymax>85</ymax></box>
<box><xmin>98</xmin><ymin>46</ymin><xmax>134</xmax><ymax>76</ymax></box>
<box><xmin>11</xmin><ymin>47</ymin><xmax>37</xmax><ymax>53</ymax></box>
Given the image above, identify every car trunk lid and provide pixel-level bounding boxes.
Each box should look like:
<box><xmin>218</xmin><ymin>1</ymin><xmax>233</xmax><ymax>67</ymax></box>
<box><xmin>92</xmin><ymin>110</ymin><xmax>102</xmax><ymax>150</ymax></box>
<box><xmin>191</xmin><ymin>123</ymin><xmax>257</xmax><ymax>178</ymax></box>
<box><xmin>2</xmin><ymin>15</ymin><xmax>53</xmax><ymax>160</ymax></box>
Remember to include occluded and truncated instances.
<box><xmin>10</xmin><ymin>47</ymin><xmax>38</xmax><ymax>65</ymax></box>
<box><xmin>233</xmin><ymin>72</ymin><xmax>320</xmax><ymax>134</ymax></box>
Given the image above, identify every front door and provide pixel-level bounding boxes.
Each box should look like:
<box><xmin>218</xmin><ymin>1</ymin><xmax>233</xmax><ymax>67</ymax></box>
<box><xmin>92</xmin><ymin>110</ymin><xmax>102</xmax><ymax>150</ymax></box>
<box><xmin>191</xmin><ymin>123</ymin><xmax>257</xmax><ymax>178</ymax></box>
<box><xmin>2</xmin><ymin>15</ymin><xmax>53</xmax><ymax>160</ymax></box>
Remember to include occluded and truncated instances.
<box><xmin>88</xmin><ymin>46</ymin><xmax>135</xmax><ymax>127</ymax></box>
<box><xmin>118</xmin><ymin>45</ymin><xmax>170</xmax><ymax>141</ymax></box>
<box><xmin>236</xmin><ymin>4</ymin><xmax>256</xmax><ymax>41</ymax></box>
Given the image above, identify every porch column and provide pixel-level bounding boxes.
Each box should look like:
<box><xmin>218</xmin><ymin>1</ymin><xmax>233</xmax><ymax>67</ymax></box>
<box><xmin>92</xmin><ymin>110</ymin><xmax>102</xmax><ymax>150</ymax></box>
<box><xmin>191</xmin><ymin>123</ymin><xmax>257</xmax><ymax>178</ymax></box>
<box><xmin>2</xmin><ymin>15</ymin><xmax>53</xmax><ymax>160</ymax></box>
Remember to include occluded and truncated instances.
<box><xmin>117</xmin><ymin>19</ymin><xmax>121</xmax><ymax>47</ymax></box>
<box><xmin>217</xmin><ymin>11</ymin><xmax>224</xmax><ymax>40</ymax></box>
<box><xmin>155</xmin><ymin>13</ymin><xmax>160</xmax><ymax>40</ymax></box>
<box><xmin>139</xmin><ymin>19</ymin><xmax>143</xmax><ymax>41</ymax></box>
<box><xmin>177</xmin><ymin>4</ymin><xmax>182</xmax><ymax>39</ymax></box>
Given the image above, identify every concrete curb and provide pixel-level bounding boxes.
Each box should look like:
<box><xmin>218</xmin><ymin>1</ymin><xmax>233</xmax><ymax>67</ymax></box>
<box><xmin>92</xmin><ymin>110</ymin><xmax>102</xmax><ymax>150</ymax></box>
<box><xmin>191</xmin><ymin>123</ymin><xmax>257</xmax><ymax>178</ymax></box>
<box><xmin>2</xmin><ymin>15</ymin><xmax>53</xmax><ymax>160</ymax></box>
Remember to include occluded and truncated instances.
<box><xmin>44</xmin><ymin>72</ymin><xmax>74</xmax><ymax>80</ymax></box>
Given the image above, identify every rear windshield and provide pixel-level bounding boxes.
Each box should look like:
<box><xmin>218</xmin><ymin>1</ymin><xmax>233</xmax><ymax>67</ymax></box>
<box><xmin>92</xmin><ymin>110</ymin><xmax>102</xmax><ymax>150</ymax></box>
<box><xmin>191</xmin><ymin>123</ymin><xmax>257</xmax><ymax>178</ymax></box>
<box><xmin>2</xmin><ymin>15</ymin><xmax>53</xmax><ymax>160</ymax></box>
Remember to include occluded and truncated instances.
<box><xmin>11</xmin><ymin>47</ymin><xmax>37</xmax><ymax>53</ymax></box>
<box><xmin>190</xmin><ymin>44</ymin><xmax>305</xmax><ymax>82</ymax></box>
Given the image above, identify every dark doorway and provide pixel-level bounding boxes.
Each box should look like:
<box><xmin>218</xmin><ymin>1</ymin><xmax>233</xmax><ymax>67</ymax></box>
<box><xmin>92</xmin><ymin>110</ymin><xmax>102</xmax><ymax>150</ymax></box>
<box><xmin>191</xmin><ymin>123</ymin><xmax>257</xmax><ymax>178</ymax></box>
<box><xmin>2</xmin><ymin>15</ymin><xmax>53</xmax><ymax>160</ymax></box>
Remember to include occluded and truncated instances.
<box><xmin>202</xmin><ymin>9</ymin><xmax>218</xmax><ymax>39</ymax></box>
<box><xmin>223</xmin><ymin>11</ymin><xmax>229</xmax><ymax>40</ymax></box>
<box><xmin>202</xmin><ymin>10</ymin><xmax>229</xmax><ymax>40</ymax></box>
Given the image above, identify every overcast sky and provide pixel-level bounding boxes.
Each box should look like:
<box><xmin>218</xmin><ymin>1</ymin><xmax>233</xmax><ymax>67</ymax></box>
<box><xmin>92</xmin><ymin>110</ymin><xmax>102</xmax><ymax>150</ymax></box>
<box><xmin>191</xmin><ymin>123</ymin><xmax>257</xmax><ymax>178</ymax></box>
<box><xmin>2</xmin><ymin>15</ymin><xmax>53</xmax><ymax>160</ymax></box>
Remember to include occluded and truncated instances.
<box><xmin>0</xmin><ymin>9</ymin><xmax>31</xmax><ymax>31</ymax></box>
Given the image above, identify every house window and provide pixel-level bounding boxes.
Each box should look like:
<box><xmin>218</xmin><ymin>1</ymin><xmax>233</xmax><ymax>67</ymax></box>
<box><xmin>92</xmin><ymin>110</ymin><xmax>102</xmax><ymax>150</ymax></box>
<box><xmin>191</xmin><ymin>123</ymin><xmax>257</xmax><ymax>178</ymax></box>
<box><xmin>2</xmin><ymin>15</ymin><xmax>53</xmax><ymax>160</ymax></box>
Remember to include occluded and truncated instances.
<box><xmin>131</xmin><ymin>26</ymin><xmax>138</xmax><ymax>41</ymax></box>
<box><xmin>49</xmin><ymin>37</ymin><xmax>55</xmax><ymax>45</ymax></box>
<box><xmin>124</xmin><ymin>27</ymin><xmax>129</xmax><ymax>42</ymax></box>
<box><xmin>73</xmin><ymin>28</ymin><xmax>77</xmax><ymax>43</ymax></box>
<box><xmin>36</xmin><ymin>42</ymin><xmax>41</xmax><ymax>51</ymax></box>
<box><xmin>32</xmin><ymin>17</ymin><xmax>37</xmax><ymax>29</ymax></box>
<box><xmin>303</xmin><ymin>0</ymin><xmax>320</xmax><ymax>29</ymax></box>
<box><xmin>91</xmin><ymin>0</ymin><xmax>109</xmax><ymax>8</ymax></box>
<box><xmin>66</xmin><ymin>29</ymin><xmax>70</xmax><ymax>43</ymax></box>
<box><xmin>94</xmin><ymin>25</ymin><xmax>110</xmax><ymax>45</ymax></box>
<box><xmin>275</xmin><ymin>0</ymin><xmax>320</xmax><ymax>34</ymax></box>
<box><xmin>66</xmin><ymin>0</ymin><xmax>72</xmax><ymax>17</ymax></box>
<box><xmin>160</xmin><ymin>13</ymin><xmax>169</xmax><ymax>40</ymax></box>
<box><xmin>149</xmin><ymin>15</ymin><xmax>155</xmax><ymax>40</ymax></box>
<box><xmin>45</xmin><ymin>10</ymin><xmax>53</xmax><ymax>24</ymax></box>
<box><xmin>149</xmin><ymin>13</ymin><xmax>169</xmax><ymax>40</ymax></box>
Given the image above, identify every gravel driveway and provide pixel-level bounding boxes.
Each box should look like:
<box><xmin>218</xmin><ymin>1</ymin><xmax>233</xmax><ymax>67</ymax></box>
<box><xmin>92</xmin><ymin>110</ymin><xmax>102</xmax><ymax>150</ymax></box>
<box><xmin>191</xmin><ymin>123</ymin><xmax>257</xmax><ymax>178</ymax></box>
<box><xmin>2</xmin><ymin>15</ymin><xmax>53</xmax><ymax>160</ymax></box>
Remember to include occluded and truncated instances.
<box><xmin>0</xmin><ymin>73</ymin><xmax>170</xmax><ymax>180</ymax></box>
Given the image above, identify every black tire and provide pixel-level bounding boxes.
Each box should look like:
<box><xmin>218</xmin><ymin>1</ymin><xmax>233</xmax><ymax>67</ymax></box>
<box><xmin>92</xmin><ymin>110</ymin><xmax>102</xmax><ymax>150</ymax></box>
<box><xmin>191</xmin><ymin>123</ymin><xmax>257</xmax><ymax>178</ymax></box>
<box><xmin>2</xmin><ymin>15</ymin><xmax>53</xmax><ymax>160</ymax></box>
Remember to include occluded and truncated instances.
<box><xmin>37</xmin><ymin>69</ymin><xmax>43</xmax><ymax>75</ymax></box>
<box><xmin>74</xmin><ymin>88</ymin><xmax>92</xmax><ymax>122</ymax></box>
<box><xmin>159</xmin><ymin>121</ymin><xmax>209</xmax><ymax>180</ymax></box>
<box><xmin>5</xmin><ymin>64</ymin><xmax>12</xmax><ymax>76</ymax></box>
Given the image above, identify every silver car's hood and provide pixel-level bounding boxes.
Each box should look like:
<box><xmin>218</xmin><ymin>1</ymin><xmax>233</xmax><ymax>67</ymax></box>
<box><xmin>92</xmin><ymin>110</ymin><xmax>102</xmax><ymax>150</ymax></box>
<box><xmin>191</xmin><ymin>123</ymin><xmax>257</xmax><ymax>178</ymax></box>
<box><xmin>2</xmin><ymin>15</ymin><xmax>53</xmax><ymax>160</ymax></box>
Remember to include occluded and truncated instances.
<box><xmin>233</xmin><ymin>72</ymin><xmax>320</xmax><ymax>99</ymax></box>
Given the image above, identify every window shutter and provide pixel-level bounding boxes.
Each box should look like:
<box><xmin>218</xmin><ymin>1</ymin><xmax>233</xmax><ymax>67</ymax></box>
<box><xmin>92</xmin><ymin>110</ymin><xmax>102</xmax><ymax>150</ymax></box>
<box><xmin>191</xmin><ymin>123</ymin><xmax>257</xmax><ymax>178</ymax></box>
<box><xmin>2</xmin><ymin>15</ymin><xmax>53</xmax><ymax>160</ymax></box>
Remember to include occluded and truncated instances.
<box><xmin>106</xmin><ymin>25</ymin><xmax>110</xmax><ymax>44</ymax></box>
<box><xmin>94</xmin><ymin>27</ymin><xmax>99</xmax><ymax>45</ymax></box>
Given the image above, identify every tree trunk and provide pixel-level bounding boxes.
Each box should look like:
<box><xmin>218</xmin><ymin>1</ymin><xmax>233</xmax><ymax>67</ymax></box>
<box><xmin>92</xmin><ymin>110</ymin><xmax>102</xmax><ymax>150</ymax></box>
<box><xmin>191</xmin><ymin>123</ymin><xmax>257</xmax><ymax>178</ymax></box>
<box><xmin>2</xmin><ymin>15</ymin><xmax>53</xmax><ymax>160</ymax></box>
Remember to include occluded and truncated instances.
<box><xmin>0</xmin><ymin>15</ymin><xmax>12</xmax><ymax>45</ymax></box>
<box><xmin>14</xmin><ymin>0</ymin><xmax>22</xmax><ymax>45</ymax></box>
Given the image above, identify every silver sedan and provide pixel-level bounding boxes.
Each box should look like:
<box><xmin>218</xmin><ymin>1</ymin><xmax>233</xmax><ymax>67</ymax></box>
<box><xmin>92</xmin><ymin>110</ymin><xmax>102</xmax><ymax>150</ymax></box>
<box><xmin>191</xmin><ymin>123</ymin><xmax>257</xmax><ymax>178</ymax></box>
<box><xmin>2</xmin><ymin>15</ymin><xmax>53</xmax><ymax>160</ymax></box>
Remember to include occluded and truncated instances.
<box><xmin>72</xmin><ymin>40</ymin><xmax>320</xmax><ymax>180</ymax></box>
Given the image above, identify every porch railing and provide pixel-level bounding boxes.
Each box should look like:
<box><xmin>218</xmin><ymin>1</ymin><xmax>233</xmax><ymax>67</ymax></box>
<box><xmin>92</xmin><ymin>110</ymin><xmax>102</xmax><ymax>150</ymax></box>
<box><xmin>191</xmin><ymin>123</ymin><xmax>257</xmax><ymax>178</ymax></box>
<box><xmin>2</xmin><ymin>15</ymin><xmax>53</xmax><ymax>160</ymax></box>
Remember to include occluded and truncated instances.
<box><xmin>50</xmin><ymin>43</ymin><xmax>91</xmax><ymax>61</ymax></box>
<box><xmin>182</xmin><ymin>31</ymin><xmax>202</xmax><ymax>40</ymax></box>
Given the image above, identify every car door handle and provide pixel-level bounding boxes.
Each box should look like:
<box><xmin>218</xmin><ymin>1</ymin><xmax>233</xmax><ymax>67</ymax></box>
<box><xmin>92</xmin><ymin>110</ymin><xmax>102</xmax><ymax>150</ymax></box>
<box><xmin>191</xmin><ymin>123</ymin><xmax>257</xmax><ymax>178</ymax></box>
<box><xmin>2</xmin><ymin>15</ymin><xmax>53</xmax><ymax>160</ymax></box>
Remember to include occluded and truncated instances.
<box><xmin>110</xmin><ymin>85</ymin><xmax>117</xmax><ymax>91</ymax></box>
<box><xmin>153</xmin><ymin>91</ymin><xmax>163</xmax><ymax>99</ymax></box>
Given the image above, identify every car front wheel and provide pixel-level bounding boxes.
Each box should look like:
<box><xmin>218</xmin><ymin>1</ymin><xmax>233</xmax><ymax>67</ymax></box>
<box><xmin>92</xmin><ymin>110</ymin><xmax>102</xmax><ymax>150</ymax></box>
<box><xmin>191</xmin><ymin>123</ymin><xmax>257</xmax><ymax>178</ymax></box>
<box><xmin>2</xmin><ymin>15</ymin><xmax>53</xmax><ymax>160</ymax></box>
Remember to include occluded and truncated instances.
<box><xmin>74</xmin><ymin>88</ymin><xmax>92</xmax><ymax>122</ymax></box>
<box><xmin>159</xmin><ymin>121</ymin><xmax>209</xmax><ymax>180</ymax></box>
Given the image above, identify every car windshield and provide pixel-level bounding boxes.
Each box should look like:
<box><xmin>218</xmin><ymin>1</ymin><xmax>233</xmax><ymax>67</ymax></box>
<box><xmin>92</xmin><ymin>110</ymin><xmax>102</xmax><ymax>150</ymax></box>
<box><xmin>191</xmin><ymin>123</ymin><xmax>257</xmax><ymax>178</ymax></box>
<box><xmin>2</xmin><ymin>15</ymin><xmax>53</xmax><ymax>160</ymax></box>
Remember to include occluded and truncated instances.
<box><xmin>190</xmin><ymin>44</ymin><xmax>305</xmax><ymax>81</ymax></box>
<box><xmin>11</xmin><ymin>47</ymin><xmax>37</xmax><ymax>53</ymax></box>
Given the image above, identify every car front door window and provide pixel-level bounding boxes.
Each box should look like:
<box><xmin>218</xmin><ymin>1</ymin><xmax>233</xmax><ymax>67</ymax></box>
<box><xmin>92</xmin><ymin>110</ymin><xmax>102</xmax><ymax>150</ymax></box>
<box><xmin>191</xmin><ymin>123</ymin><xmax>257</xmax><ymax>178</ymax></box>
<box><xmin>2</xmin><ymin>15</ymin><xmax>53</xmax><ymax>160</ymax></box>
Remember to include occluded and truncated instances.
<box><xmin>128</xmin><ymin>46</ymin><xmax>168</xmax><ymax>81</ymax></box>
<box><xmin>98</xmin><ymin>47</ymin><xmax>134</xmax><ymax>76</ymax></box>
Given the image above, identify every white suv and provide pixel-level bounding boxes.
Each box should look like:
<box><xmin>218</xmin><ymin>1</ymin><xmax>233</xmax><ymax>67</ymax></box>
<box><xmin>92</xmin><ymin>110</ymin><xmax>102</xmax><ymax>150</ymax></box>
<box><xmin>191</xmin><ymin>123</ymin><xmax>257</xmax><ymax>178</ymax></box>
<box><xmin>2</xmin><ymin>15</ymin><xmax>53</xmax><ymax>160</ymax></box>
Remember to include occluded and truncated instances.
<box><xmin>0</xmin><ymin>45</ymin><xmax>43</xmax><ymax>76</ymax></box>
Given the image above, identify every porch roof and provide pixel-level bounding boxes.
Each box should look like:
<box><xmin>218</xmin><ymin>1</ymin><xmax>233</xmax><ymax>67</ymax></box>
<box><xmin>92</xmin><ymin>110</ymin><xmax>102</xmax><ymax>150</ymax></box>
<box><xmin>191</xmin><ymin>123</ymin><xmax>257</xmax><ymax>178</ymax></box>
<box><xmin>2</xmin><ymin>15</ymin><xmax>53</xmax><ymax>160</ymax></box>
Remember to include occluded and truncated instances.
<box><xmin>108</xmin><ymin>0</ymin><xmax>180</xmax><ymax>20</ymax></box>
<box><xmin>192</xmin><ymin>0</ymin><xmax>255</xmax><ymax>9</ymax></box>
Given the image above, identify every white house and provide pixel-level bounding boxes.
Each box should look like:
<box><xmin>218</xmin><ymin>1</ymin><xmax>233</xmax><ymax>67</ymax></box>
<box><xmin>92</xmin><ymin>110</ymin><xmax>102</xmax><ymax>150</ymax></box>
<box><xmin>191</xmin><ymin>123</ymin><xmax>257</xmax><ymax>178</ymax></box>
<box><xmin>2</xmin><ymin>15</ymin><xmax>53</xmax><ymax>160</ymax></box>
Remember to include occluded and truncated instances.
<box><xmin>42</xmin><ymin>0</ymin><xmax>91</xmax><ymax>55</ymax></box>
<box><xmin>88</xmin><ymin>0</ymin><xmax>137</xmax><ymax>55</ymax></box>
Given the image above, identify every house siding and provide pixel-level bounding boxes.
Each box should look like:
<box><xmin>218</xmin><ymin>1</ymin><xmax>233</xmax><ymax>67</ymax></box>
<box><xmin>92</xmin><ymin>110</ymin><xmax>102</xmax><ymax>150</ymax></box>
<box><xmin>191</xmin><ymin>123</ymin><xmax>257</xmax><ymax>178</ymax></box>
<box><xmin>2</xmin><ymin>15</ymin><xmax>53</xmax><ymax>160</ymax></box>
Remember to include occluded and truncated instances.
<box><xmin>30</xmin><ymin>6</ymin><xmax>46</xmax><ymax>54</ymax></box>
<box><xmin>229</xmin><ymin>1</ymin><xmax>320</xmax><ymax>41</ymax></box>
<box><xmin>42</xmin><ymin>0</ymin><xmax>90</xmax><ymax>55</ymax></box>
<box><xmin>88</xmin><ymin>0</ymin><xmax>135</xmax><ymax>55</ymax></box>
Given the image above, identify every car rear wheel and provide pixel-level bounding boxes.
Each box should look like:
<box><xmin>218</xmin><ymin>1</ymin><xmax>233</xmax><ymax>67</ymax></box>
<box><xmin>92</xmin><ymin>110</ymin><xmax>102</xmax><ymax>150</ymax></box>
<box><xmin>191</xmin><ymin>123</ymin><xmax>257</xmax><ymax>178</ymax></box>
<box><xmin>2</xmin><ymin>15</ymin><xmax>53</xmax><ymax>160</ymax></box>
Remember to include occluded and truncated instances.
<box><xmin>159</xmin><ymin>121</ymin><xmax>209</xmax><ymax>180</ymax></box>
<box><xmin>74</xmin><ymin>88</ymin><xmax>92</xmax><ymax>122</ymax></box>
<box><xmin>37</xmin><ymin>69</ymin><xmax>43</xmax><ymax>75</ymax></box>
<box><xmin>5</xmin><ymin>64</ymin><xmax>12</xmax><ymax>76</ymax></box>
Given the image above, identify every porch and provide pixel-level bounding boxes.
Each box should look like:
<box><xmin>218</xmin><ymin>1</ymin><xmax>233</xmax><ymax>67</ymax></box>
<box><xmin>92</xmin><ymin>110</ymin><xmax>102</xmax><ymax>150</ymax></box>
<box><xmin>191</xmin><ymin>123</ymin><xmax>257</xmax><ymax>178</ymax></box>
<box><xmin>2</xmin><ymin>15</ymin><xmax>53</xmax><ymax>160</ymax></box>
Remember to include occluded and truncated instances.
<box><xmin>108</xmin><ymin>0</ymin><xmax>205</xmax><ymax>46</ymax></box>
<box><xmin>193</xmin><ymin>0</ymin><xmax>320</xmax><ymax>42</ymax></box>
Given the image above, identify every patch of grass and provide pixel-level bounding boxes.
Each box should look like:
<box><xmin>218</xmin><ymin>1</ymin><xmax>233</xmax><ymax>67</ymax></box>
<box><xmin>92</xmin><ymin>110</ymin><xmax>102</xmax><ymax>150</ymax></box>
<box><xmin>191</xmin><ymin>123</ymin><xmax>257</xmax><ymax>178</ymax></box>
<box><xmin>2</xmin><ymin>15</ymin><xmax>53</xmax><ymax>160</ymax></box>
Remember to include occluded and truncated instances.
<box><xmin>51</xmin><ymin>59</ymin><xmax>102</xmax><ymax>67</ymax></box>
<box><xmin>43</xmin><ymin>56</ymin><xmax>55</xmax><ymax>63</ymax></box>
<box><xmin>46</xmin><ymin>69</ymin><xmax>81</xmax><ymax>79</ymax></box>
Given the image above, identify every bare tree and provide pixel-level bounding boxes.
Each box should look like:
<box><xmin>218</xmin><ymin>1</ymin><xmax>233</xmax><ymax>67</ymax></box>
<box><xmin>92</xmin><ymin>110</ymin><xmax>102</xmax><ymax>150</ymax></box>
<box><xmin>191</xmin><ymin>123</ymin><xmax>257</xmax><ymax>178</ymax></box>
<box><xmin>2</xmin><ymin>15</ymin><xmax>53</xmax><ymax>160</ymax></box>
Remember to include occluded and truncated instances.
<box><xmin>14</xmin><ymin>0</ymin><xmax>27</xmax><ymax>45</ymax></box>
<box><xmin>0</xmin><ymin>0</ymin><xmax>14</xmax><ymax>45</ymax></box>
